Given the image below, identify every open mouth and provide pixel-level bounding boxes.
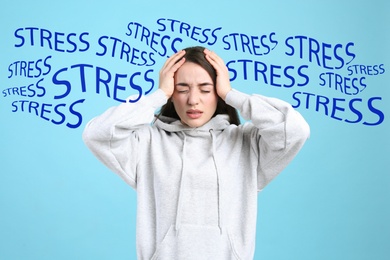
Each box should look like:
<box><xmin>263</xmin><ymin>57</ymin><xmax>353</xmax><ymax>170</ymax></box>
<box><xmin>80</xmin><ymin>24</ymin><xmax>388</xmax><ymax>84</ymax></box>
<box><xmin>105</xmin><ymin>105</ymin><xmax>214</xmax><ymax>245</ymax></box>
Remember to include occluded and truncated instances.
<box><xmin>186</xmin><ymin>109</ymin><xmax>203</xmax><ymax>119</ymax></box>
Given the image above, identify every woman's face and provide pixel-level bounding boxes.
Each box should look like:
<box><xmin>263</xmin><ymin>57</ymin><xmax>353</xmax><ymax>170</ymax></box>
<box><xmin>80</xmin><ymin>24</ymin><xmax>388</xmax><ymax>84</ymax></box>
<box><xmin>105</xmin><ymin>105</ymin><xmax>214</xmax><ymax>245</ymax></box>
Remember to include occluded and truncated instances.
<box><xmin>172</xmin><ymin>62</ymin><xmax>218</xmax><ymax>128</ymax></box>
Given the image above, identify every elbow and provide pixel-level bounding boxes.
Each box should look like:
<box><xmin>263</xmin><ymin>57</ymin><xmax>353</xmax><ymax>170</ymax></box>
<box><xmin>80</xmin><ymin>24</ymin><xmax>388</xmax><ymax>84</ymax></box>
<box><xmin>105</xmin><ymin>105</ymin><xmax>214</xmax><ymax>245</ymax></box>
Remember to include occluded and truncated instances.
<box><xmin>293</xmin><ymin>115</ymin><xmax>311</xmax><ymax>147</ymax></box>
<box><xmin>287</xmin><ymin>112</ymin><xmax>310</xmax><ymax>148</ymax></box>
<box><xmin>82</xmin><ymin>123</ymin><xmax>94</xmax><ymax>149</ymax></box>
<box><xmin>82</xmin><ymin>120</ymin><xmax>101</xmax><ymax>149</ymax></box>
<box><xmin>301</xmin><ymin>119</ymin><xmax>311</xmax><ymax>140</ymax></box>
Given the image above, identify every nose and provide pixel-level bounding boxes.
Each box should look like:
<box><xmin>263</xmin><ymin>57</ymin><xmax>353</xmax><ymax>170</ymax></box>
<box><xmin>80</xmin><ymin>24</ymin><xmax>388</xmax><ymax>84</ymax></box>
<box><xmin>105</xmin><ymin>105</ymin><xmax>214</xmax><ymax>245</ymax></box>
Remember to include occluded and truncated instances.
<box><xmin>187</xmin><ymin>90</ymin><xmax>199</xmax><ymax>105</ymax></box>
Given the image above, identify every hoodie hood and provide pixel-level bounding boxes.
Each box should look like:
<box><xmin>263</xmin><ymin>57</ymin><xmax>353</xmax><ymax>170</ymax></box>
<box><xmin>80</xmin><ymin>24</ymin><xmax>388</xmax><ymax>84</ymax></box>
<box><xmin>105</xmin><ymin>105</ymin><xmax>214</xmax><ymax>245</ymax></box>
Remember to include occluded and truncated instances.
<box><xmin>155</xmin><ymin>114</ymin><xmax>231</xmax><ymax>133</ymax></box>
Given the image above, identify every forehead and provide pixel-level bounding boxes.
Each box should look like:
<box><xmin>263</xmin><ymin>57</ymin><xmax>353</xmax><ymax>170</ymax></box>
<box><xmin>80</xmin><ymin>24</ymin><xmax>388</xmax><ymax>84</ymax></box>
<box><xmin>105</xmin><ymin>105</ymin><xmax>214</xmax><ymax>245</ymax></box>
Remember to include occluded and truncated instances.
<box><xmin>175</xmin><ymin>62</ymin><xmax>212</xmax><ymax>83</ymax></box>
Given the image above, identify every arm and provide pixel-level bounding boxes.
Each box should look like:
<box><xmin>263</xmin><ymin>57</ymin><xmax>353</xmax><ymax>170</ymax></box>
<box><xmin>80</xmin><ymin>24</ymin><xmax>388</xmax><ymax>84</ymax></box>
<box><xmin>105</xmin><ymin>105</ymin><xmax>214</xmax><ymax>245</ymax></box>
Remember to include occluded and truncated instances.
<box><xmin>82</xmin><ymin>89</ymin><xmax>167</xmax><ymax>188</ymax></box>
<box><xmin>226</xmin><ymin>89</ymin><xmax>310</xmax><ymax>191</ymax></box>
<box><xmin>82</xmin><ymin>50</ymin><xmax>186</xmax><ymax>188</ymax></box>
<box><xmin>205</xmin><ymin>48</ymin><xmax>309</xmax><ymax>190</ymax></box>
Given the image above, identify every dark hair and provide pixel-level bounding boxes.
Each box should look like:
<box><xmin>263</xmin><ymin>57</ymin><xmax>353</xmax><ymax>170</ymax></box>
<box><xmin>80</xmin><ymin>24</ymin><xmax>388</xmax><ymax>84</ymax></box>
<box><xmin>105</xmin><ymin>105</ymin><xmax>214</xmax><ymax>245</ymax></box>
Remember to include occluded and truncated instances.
<box><xmin>156</xmin><ymin>46</ymin><xmax>240</xmax><ymax>125</ymax></box>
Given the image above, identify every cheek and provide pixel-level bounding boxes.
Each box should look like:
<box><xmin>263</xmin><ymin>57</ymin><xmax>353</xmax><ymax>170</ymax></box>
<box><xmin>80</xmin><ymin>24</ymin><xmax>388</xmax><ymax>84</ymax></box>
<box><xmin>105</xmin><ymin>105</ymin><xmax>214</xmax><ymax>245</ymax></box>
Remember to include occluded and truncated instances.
<box><xmin>207</xmin><ymin>96</ymin><xmax>218</xmax><ymax>109</ymax></box>
<box><xmin>172</xmin><ymin>96</ymin><xmax>185</xmax><ymax>111</ymax></box>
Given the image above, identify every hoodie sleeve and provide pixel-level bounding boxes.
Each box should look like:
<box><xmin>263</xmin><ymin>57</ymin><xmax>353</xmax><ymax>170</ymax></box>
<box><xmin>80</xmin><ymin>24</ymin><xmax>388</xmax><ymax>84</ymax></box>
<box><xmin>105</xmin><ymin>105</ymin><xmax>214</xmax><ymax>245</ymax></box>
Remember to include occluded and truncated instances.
<box><xmin>225</xmin><ymin>89</ymin><xmax>310</xmax><ymax>191</ymax></box>
<box><xmin>82</xmin><ymin>89</ymin><xmax>168</xmax><ymax>189</ymax></box>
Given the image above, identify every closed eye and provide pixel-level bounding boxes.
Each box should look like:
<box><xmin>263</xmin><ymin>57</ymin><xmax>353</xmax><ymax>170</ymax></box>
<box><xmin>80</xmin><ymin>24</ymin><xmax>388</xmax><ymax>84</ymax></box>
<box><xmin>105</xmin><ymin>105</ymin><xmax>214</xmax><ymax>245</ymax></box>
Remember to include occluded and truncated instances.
<box><xmin>175</xmin><ymin>82</ymin><xmax>189</xmax><ymax>93</ymax></box>
<box><xmin>199</xmin><ymin>82</ymin><xmax>213</xmax><ymax>93</ymax></box>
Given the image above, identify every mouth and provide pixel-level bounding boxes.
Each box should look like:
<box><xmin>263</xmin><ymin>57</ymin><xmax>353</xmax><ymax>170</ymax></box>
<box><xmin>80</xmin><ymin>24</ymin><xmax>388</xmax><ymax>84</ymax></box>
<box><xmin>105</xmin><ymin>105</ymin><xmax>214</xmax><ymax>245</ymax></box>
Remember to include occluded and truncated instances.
<box><xmin>186</xmin><ymin>109</ymin><xmax>203</xmax><ymax>119</ymax></box>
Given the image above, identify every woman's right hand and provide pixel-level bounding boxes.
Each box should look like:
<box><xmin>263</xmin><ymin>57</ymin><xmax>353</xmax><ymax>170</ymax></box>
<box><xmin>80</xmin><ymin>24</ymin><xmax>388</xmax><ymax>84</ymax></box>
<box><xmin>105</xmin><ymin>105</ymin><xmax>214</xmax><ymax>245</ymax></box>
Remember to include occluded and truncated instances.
<box><xmin>159</xmin><ymin>50</ymin><xmax>186</xmax><ymax>98</ymax></box>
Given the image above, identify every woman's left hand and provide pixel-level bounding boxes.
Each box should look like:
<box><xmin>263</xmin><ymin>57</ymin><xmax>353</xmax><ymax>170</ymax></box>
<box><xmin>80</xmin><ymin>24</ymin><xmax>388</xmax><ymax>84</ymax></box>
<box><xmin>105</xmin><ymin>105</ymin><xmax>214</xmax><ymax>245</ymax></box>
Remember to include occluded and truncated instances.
<box><xmin>204</xmin><ymin>49</ymin><xmax>232</xmax><ymax>100</ymax></box>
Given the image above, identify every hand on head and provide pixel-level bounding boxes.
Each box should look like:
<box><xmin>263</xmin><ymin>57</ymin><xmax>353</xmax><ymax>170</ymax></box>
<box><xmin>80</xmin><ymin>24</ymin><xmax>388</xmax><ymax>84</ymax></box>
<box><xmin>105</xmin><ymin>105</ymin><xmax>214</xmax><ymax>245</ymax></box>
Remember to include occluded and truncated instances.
<box><xmin>159</xmin><ymin>50</ymin><xmax>186</xmax><ymax>99</ymax></box>
<box><xmin>203</xmin><ymin>49</ymin><xmax>232</xmax><ymax>100</ymax></box>
<box><xmin>158</xmin><ymin>48</ymin><xmax>232</xmax><ymax>100</ymax></box>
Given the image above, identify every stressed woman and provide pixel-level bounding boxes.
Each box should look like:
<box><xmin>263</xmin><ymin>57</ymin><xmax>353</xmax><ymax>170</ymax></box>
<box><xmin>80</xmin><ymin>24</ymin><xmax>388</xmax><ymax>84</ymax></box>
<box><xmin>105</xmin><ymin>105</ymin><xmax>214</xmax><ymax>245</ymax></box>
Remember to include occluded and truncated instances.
<box><xmin>82</xmin><ymin>46</ymin><xmax>310</xmax><ymax>259</ymax></box>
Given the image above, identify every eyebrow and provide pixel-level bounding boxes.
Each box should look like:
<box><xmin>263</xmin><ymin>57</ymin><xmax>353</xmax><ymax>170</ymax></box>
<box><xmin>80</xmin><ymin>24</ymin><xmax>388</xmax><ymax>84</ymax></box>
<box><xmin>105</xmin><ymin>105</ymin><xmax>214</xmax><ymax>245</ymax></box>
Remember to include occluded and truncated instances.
<box><xmin>175</xmin><ymin>82</ymin><xmax>214</xmax><ymax>87</ymax></box>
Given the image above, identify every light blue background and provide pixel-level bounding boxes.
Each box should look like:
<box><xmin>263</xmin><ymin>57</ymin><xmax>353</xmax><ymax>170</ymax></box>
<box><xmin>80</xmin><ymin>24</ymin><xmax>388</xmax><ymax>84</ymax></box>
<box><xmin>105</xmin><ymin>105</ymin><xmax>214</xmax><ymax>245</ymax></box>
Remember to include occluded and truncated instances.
<box><xmin>1</xmin><ymin>0</ymin><xmax>389</xmax><ymax>259</ymax></box>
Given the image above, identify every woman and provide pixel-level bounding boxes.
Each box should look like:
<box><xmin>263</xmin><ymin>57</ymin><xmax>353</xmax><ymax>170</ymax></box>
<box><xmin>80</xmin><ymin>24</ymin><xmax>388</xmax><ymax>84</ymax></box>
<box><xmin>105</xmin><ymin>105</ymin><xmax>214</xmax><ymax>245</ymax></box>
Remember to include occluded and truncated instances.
<box><xmin>83</xmin><ymin>46</ymin><xmax>310</xmax><ymax>259</ymax></box>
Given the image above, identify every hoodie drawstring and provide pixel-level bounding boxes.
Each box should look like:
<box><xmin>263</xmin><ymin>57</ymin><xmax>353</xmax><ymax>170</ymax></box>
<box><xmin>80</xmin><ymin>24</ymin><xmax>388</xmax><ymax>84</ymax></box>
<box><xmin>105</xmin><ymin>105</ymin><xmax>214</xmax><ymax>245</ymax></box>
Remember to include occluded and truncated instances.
<box><xmin>175</xmin><ymin>133</ymin><xmax>187</xmax><ymax>233</ymax></box>
<box><xmin>209</xmin><ymin>129</ymin><xmax>223</xmax><ymax>234</ymax></box>
<box><xmin>175</xmin><ymin>130</ymin><xmax>223</xmax><ymax>235</ymax></box>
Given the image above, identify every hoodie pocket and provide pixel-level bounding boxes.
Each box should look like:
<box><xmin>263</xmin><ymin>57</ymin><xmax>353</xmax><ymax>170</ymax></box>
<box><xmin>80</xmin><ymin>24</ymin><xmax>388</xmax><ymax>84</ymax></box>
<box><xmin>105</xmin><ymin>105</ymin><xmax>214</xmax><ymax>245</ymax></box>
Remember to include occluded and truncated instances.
<box><xmin>151</xmin><ymin>224</ymin><xmax>242</xmax><ymax>260</ymax></box>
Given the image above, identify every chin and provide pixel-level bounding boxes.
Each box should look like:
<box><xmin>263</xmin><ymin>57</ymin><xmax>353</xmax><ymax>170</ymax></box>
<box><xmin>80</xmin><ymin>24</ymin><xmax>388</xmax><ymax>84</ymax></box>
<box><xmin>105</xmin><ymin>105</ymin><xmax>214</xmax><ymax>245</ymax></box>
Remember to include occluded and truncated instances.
<box><xmin>183</xmin><ymin>119</ymin><xmax>207</xmax><ymax>128</ymax></box>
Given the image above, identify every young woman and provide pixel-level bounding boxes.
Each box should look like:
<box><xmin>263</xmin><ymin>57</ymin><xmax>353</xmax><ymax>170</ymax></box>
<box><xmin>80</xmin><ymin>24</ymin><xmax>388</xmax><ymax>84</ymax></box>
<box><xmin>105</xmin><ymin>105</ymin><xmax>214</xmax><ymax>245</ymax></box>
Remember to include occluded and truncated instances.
<box><xmin>83</xmin><ymin>46</ymin><xmax>310</xmax><ymax>259</ymax></box>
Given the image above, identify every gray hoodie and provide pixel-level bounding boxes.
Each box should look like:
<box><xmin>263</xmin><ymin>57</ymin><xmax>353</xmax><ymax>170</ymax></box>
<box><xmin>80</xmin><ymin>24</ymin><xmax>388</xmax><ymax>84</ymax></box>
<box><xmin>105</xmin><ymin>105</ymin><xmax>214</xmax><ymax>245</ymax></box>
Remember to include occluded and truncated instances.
<box><xmin>82</xmin><ymin>88</ymin><xmax>310</xmax><ymax>259</ymax></box>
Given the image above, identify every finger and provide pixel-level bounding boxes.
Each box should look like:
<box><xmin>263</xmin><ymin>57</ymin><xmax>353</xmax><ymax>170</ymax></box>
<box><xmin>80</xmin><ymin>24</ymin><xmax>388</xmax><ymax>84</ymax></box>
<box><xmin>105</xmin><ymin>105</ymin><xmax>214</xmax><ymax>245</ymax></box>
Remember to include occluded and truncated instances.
<box><xmin>160</xmin><ymin>58</ymin><xmax>186</xmax><ymax>80</ymax></box>
<box><xmin>161</xmin><ymin>50</ymin><xmax>186</xmax><ymax>72</ymax></box>
<box><xmin>204</xmin><ymin>49</ymin><xmax>225</xmax><ymax>71</ymax></box>
<box><xmin>204</xmin><ymin>49</ymin><xmax>224</xmax><ymax>63</ymax></box>
<box><xmin>204</xmin><ymin>50</ymin><xmax>228</xmax><ymax>77</ymax></box>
